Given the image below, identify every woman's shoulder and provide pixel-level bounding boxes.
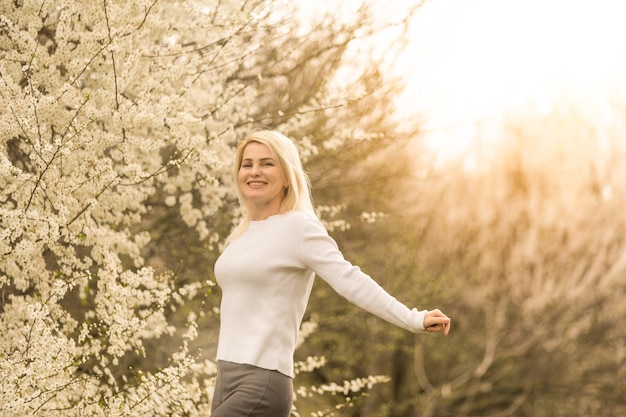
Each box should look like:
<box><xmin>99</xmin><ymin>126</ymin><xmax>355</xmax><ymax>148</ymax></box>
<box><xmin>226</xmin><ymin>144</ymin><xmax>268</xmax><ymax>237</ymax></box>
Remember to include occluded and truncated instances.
<box><xmin>283</xmin><ymin>211</ymin><xmax>331</xmax><ymax>238</ymax></box>
<box><xmin>272</xmin><ymin>210</ymin><xmax>325</xmax><ymax>232</ymax></box>
<box><xmin>282</xmin><ymin>210</ymin><xmax>319</xmax><ymax>225</ymax></box>
<box><xmin>247</xmin><ymin>211</ymin><xmax>325</xmax><ymax>240</ymax></box>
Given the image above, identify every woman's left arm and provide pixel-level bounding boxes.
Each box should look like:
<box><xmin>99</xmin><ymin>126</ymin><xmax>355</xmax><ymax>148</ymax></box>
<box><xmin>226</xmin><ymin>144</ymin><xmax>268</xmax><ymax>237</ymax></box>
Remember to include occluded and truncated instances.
<box><xmin>301</xmin><ymin>216</ymin><xmax>450</xmax><ymax>335</ymax></box>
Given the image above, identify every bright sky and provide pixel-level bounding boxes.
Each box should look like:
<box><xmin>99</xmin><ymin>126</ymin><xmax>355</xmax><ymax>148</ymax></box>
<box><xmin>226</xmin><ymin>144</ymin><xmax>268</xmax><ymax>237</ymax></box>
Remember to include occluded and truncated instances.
<box><xmin>391</xmin><ymin>0</ymin><xmax>626</xmax><ymax>159</ymax></box>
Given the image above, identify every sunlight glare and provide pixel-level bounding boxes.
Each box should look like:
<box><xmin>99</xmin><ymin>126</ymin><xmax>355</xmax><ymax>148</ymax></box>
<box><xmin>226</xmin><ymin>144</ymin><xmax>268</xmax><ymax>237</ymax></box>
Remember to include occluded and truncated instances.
<box><xmin>392</xmin><ymin>0</ymin><xmax>626</xmax><ymax>161</ymax></box>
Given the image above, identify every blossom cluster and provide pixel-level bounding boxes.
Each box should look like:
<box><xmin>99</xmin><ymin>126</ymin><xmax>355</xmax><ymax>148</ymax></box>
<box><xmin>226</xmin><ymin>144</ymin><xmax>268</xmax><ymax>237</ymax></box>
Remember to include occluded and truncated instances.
<box><xmin>1</xmin><ymin>0</ymin><xmax>403</xmax><ymax>415</ymax></box>
<box><xmin>0</xmin><ymin>0</ymin><xmax>291</xmax><ymax>414</ymax></box>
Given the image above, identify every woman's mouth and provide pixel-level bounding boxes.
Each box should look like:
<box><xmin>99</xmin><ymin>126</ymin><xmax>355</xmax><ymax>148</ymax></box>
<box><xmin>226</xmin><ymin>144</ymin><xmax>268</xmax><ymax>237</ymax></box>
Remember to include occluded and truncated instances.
<box><xmin>247</xmin><ymin>181</ymin><xmax>266</xmax><ymax>187</ymax></box>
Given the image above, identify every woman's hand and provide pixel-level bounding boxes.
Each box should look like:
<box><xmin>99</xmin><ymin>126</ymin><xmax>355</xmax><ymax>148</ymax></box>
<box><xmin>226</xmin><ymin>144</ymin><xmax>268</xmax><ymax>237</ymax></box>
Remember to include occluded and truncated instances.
<box><xmin>423</xmin><ymin>309</ymin><xmax>451</xmax><ymax>335</ymax></box>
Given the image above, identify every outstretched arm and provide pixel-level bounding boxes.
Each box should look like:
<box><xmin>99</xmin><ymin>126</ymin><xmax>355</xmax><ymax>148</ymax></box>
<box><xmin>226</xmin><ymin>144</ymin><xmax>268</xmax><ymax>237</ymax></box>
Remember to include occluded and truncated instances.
<box><xmin>302</xmin><ymin>216</ymin><xmax>452</xmax><ymax>334</ymax></box>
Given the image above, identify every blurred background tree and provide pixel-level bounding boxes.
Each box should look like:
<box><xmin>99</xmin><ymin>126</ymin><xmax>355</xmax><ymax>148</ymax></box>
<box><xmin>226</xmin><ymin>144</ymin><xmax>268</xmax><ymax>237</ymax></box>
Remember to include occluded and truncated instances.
<box><xmin>295</xmin><ymin>102</ymin><xmax>626</xmax><ymax>416</ymax></box>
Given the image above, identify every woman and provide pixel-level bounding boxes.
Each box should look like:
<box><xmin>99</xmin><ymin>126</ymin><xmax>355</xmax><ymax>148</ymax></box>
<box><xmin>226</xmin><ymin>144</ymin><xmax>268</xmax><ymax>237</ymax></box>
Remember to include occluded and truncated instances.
<box><xmin>211</xmin><ymin>131</ymin><xmax>451</xmax><ymax>416</ymax></box>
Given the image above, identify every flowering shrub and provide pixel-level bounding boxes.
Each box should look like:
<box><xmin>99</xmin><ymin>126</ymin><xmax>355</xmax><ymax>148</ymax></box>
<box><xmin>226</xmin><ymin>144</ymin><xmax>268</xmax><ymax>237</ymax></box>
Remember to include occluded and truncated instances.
<box><xmin>0</xmin><ymin>0</ymin><xmax>269</xmax><ymax>413</ymax></box>
<box><xmin>1</xmin><ymin>0</ymin><xmax>406</xmax><ymax>415</ymax></box>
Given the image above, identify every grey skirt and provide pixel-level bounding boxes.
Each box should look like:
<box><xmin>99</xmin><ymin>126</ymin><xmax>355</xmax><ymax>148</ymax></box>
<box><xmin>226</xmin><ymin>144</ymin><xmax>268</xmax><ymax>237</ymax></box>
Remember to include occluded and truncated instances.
<box><xmin>211</xmin><ymin>361</ymin><xmax>293</xmax><ymax>417</ymax></box>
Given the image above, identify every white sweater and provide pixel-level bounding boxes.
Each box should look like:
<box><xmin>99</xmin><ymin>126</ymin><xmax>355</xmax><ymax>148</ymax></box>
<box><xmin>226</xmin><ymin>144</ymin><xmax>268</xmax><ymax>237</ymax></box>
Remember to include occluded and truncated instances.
<box><xmin>214</xmin><ymin>211</ymin><xmax>427</xmax><ymax>377</ymax></box>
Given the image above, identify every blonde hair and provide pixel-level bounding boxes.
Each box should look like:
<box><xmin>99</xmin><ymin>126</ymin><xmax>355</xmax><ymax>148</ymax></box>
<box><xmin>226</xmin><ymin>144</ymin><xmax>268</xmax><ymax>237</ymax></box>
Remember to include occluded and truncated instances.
<box><xmin>226</xmin><ymin>131</ymin><xmax>315</xmax><ymax>243</ymax></box>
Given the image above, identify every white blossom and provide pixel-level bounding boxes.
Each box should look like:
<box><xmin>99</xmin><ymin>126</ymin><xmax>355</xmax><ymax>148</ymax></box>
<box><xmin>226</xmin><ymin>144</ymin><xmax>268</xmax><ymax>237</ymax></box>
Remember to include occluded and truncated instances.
<box><xmin>0</xmin><ymin>0</ymin><xmax>398</xmax><ymax>415</ymax></box>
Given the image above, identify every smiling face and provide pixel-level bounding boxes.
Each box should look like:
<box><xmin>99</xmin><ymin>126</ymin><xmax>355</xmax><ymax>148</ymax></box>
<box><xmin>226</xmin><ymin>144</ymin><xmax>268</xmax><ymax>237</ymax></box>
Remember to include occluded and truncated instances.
<box><xmin>238</xmin><ymin>141</ymin><xmax>289</xmax><ymax>220</ymax></box>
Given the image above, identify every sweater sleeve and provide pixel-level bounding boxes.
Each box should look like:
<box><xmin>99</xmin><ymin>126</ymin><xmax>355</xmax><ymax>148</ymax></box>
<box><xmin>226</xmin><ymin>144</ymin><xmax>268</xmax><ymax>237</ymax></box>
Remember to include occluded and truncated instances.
<box><xmin>300</xmin><ymin>215</ymin><xmax>427</xmax><ymax>333</ymax></box>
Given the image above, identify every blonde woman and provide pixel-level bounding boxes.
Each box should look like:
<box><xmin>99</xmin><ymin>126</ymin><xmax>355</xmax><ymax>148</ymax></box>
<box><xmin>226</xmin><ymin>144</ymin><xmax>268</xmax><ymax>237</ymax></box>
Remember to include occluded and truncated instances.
<box><xmin>211</xmin><ymin>131</ymin><xmax>451</xmax><ymax>416</ymax></box>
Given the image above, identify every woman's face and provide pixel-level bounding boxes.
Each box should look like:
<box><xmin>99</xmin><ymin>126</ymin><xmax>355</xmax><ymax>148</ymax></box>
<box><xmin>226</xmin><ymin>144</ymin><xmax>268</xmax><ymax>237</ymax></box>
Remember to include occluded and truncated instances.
<box><xmin>238</xmin><ymin>141</ymin><xmax>289</xmax><ymax>216</ymax></box>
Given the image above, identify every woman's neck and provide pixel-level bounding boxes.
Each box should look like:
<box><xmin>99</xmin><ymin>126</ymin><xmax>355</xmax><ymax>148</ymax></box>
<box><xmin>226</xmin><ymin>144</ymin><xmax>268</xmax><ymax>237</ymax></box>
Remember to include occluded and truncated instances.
<box><xmin>247</xmin><ymin>204</ymin><xmax>281</xmax><ymax>221</ymax></box>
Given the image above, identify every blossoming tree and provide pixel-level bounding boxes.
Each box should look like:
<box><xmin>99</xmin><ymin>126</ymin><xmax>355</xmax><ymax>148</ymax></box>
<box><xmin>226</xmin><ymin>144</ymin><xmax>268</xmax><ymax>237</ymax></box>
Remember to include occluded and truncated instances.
<box><xmin>1</xmin><ymin>0</ymin><xmax>416</xmax><ymax>415</ymax></box>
